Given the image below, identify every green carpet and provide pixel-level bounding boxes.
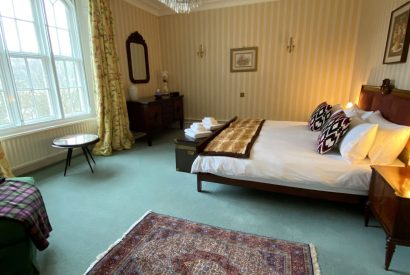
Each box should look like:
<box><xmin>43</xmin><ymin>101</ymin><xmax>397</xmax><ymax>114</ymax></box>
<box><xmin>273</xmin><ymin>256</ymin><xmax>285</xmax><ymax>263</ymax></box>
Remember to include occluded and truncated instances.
<box><xmin>30</xmin><ymin>129</ymin><xmax>409</xmax><ymax>275</ymax></box>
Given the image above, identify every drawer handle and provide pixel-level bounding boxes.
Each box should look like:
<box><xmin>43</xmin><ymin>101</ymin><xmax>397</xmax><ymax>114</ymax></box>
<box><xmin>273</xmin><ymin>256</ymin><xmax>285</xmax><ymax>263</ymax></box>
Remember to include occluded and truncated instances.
<box><xmin>187</xmin><ymin>150</ymin><xmax>195</xmax><ymax>156</ymax></box>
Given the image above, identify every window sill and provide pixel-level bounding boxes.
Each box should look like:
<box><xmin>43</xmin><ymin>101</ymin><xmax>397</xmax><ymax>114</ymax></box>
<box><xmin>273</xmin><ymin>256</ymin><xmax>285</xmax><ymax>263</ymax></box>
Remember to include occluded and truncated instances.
<box><xmin>0</xmin><ymin>115</ymin><xmax>98</xmax><ymax>141</ymax></box>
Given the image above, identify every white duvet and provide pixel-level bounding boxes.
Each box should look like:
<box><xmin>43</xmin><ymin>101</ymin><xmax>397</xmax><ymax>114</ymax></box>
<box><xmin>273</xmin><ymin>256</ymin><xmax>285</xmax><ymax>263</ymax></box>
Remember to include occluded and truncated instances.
<box><xmin>191</xmin><ymin>120</ymin><xmax>403</xmax><ymax>195</ymax></box>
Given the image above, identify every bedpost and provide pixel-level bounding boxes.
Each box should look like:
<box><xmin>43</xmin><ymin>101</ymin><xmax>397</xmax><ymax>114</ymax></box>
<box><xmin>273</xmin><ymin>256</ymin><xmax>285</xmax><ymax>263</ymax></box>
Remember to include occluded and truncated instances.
<box><xmin>197</xmin><ymin>174</ymin><xmax>202</xmax><ymax>192</ymax></box>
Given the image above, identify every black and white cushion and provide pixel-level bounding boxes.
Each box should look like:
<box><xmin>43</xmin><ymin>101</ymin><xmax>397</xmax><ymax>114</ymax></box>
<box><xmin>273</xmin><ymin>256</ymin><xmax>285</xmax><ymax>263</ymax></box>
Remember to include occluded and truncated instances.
<box><xmin>308</xmin><ymin>102</ymin><xmax>332</xmax><ymax>131</ymax></box>
<box><xmin>317</xmin><ymin>112</ymin><xmax>351</xmax><ymax>154</ymax></box>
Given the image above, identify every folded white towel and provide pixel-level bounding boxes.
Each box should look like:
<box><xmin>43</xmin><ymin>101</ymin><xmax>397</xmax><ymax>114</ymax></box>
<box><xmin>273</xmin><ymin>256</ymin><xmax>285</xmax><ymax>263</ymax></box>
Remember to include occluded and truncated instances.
<box><xmin>184</xmin><ymin>129</ymin><xmax>212</xmax><ymax>139</ymax></box>
<box><xmin>190</xmin><ymin>123</ymin><xmax>206</xmax><ymax>132</ymax></box>
<box><xmin>184</xmin><ymin>128</ymin><xmax>210</xmax><ymax>134</ymax></box>
<box><xmin>203</xmin><ymin>123</ymin><xmax>224</xmax><ymax>131</ymax></box>
<box><xmin>202</xmin><ymin>117</ymin><xmax>218</xmax><ymax>125</ymax></box>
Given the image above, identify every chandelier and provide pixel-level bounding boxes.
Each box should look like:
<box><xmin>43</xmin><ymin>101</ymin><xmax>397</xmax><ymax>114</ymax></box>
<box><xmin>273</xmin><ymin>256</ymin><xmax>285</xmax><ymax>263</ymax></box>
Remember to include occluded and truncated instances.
<box><xmin>159</xmin><ymin>0</ymin><xmax>201</xmax><ymax>14</ymax></box>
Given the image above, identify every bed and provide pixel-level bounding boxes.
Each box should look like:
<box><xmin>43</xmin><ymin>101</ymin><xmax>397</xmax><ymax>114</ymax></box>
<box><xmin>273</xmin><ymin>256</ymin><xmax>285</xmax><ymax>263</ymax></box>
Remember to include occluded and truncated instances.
<box><xmin>192</xmin><ymin>85</ymin><xmax>410</xmax><ymax>204</ymax></box>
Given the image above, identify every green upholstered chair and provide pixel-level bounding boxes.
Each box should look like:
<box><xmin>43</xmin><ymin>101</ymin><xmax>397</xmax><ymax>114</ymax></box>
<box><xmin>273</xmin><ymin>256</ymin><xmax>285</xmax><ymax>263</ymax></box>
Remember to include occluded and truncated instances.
<box><xmin>0</xmin><ymin>177</ymin><xmax>39</xmax><ymax>275</ymax></box>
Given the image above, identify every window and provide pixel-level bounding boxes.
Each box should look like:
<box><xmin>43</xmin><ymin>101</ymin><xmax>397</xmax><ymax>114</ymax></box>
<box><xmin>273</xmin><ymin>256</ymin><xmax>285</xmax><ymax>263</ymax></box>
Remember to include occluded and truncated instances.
<box><xmin>0</xmin><ymin>0</ymin><xmax>92</xmax><ymax>132</ymax></box>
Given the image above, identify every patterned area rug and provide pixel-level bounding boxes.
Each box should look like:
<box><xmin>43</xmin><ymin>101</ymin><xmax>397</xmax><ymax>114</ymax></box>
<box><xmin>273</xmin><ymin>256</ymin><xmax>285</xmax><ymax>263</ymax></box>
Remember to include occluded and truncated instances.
<box><xmin>85</xmin><ymin>211</ymin><xmax>320</xmax><ymax>274</ymax></box>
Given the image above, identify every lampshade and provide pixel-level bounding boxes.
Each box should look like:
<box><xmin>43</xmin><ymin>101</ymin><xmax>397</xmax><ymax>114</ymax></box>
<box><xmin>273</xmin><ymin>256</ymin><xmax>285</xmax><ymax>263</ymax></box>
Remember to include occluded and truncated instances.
<box><xmin>159</xmin><ymin>0</ymin><xmax>201</xmax><ymax>14</ymax></box>
<box><xmin>345</xmin><ymin>102</ymin><xmax>354</xmax><ymax>109</ymax></box>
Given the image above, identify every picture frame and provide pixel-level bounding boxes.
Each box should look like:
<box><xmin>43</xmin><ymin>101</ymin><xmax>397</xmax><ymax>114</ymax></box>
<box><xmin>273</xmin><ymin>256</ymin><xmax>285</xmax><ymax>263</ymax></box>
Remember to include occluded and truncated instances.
<box><xmin>383</xmin><ymin>1</ymin><xmax>410</xmax><ymax>64</ymax></box>
<box><xmin>230</xmin><ymin>47</ymin><xmax>258</xmax><ymax>72</ymax></box>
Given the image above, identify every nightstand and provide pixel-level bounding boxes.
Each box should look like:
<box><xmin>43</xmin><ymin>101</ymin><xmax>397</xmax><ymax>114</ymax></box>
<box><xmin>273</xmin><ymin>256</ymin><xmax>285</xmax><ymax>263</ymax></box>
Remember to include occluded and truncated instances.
<box><xmin>365</xmin><ymin>165</ymin><xmax>410</xmax><ymax>270</ymax></box>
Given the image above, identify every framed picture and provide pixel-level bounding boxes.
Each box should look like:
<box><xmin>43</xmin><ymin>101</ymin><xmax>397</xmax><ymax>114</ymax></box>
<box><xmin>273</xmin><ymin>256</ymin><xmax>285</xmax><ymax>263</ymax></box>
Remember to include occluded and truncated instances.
<box><xmin>230</xmin><ymin>47</ymin><xmax>258</xmax><ymax>72</ymax></box>
<box><xmin>383</xmin><ymin>1</ymin><xmax>410</xmax><ymax>64</ymax></box>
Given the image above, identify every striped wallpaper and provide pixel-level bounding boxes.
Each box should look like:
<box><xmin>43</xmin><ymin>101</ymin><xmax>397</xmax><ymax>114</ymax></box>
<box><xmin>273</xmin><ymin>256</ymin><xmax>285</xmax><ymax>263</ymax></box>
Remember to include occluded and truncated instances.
<box><xmin>110</xmin><ymin>0</ymin><xmax>163</xmax><ymax>98</ymax></box>
<box><xmin>158</xmin><ymin>0</ymin><xmax>361</xmax><ymax>121</ymax></box>
<box><xmin>111</xmin><ymin>0</ymin><xmax>410</xmax><ymax>122</ymax></box>
<box><xmin>350</xmin><ymin>0</ymin><xmax>410</xmax><ymax>102</ymax></box>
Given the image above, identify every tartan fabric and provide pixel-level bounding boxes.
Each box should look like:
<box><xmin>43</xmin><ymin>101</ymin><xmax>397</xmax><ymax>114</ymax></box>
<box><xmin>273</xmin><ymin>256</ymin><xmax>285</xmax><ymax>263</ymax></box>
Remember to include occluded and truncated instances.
<box><xmin>0</xmin><ymin>178</ymin><xmax>52</xmax><ymax>250</ymax></box>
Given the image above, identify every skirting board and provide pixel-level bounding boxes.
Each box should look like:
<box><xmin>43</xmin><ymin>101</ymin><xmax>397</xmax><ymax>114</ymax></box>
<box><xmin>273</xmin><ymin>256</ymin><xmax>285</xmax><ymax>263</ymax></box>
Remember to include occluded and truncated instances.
<box><xmin>14</xmin><ymin>148</ymin><xmax>84</xmax><ymax>176</ymax></box>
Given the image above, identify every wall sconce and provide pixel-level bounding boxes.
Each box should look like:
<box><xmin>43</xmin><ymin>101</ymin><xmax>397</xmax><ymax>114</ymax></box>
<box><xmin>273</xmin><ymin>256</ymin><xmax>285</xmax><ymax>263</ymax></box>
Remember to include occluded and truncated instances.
<box><xmin>197</xmin><ymin>44</ymin><xmax>205</xmax><ymax>58</ymax></box>
<box><xmin>286</xmin><ymin>37</ymin><xmax>295</xmax><ymax>53</ymax></box>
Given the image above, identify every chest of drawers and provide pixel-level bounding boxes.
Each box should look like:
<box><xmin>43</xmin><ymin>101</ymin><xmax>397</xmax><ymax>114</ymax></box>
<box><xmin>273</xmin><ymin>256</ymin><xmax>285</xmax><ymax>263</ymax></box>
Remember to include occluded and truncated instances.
<box><xmin>127</xmin><ymin>95</ymin><xmax>183</xmax><ymax>145</ymax></box>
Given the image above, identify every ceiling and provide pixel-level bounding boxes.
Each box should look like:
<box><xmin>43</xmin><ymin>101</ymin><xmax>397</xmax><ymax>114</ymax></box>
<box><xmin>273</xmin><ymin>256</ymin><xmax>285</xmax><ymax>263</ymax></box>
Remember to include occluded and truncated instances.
<box><xmin>123</xmin><ymin>0</ymin><xmax>279</xmax><ymax>16</ymax></box>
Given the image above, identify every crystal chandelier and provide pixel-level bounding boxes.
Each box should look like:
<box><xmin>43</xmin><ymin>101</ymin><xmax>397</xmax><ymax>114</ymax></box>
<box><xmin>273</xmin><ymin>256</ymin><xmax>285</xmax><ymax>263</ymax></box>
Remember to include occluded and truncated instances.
<box><xmin>159</xmin><ymin>0</ymin><xmax>201</xmax><ymax>14</ymax></box>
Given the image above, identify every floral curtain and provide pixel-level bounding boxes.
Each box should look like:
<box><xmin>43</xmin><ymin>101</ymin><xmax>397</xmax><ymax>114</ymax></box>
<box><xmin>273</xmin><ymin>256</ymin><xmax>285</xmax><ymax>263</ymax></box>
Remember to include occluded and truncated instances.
<box><xmin>0</xmin><ymin>143</ymin><xmax>14</xmax><ymax>177</ymax></box>
<box><xmin>89</xmin><ymin>0</ymin><xmax>134</xmax><ymax>156</ymax></box>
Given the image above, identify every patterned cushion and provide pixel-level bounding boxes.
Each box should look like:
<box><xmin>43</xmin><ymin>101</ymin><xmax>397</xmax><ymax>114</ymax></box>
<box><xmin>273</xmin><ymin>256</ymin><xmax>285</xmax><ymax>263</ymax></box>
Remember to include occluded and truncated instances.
<box><xmin>308</xmin><ymin>102</ymin><xmax>332</xmax><ymax>131</ymax></box>
<box><xmin>317</xmin><ymin>112</ymin><xmax>351</xmax><ymax>154</ymax></box>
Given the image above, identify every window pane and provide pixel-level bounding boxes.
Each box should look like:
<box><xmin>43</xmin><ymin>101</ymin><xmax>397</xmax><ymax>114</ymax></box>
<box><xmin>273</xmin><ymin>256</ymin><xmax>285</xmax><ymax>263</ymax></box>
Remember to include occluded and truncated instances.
<box><xmin>10</xmin><ymin>58</ymin><xmax>30</xmax><ymax>90</ymax></box>
<box><xmin>17</xmin><ymin>90</ymin><xmax>35</xmax><ymax>121</ymax></box>
<box><xmin>55</xmin><ymin>60</ymin><xmax>68</xmax><ymax>88</ymax></box>
<box><xmin>66</xmin><ymin>61</ymin><xmax>77</xmax><ymax>87</ymax></box>
<box><xmin>44</xmin><ymin>0</ymin><xmax>56</xmax><ymax>26</ymax></box>
<box><xmin>18</xmin><ymin>21</ymin><xmax>39</xmax><ymax>53</ymax></box>
<box><xmin>2</xmin><ymin>18</ymin><xmax>20</xmax><ymax>52</ymax></box>
<box><xmin>27</xmin><ymin>59</ymin><xmax>48</xmax><ymax>89</ymax></box>
<box><xmin>61</xmin><ymin>87</ymin><xmax>82</xmax><ymax>115</ymax></box>
<box><xmin>0</xmin><ymin>0</ymin><xmax>15</xmax><ymax>18</ymax></box>
<box><xmin>54</xmin><ymin>1</ymin><xmax>68</xmax><ymax>29</ymax></box>
<box><xmin>14</xmin><ymin>0</ymin><xmax>33</xmax><ymax>21</ymax></box>
<box><xmin>0</xmin><ymin>93</ymin><xmax>11</xmax><ymax>125</ymax></box>
<box><xmin>48</xmin><ymin>27</ymin><xmax>60</xmax><ymax>55</ymax></box>
<box><xmin>60</xmin><ymin>88</ymin><xmax>70</xmax><ymax>113</ymax></box>
<box><xmin>58</xmin><ymin>29</ymin><xmax>72</xmax><ymax>56</ymax></box>
<box><xmin>34</xmin><ymin>90</ymin><xmax>51</xmax><ymax>117</ymax></box>
<box><xmin>70</xmin><ymin>88</ymin><xmax>82</xmax><ymax>113</ymax></box>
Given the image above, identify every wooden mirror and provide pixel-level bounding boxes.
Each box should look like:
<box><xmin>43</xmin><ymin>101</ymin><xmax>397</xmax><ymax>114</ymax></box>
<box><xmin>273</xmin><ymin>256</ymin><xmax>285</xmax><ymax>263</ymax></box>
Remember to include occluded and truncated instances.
<box><xmin>126</xmin><ymin>31</ymin><xmax>150</xmax><ymax>83</ymax></box>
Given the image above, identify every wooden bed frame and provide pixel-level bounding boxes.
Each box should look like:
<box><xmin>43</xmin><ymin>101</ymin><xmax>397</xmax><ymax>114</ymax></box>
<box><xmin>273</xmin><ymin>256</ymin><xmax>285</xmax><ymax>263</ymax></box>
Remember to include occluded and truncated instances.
<box><xmin>196</xmin><ymin>84</ymin><xmax>410</xmax><ymax>204</ymax></box>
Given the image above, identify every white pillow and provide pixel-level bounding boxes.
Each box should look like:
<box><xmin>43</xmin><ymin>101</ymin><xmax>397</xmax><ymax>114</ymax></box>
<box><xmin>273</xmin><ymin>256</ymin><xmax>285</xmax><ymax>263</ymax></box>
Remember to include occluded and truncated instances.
<box><xmin>339</xmin><ymin>116</ymin><xmax>378</xmax><ymax>162</ymax></box>
<box><xmin>367</xmin><ymin>111</ymin><xmax>410</xmax><ymax>165</ymax></box>
<box><xmin>343</xmin><ymin>104</ymin><xmax>373</xmax><ymax>119</ymax></box>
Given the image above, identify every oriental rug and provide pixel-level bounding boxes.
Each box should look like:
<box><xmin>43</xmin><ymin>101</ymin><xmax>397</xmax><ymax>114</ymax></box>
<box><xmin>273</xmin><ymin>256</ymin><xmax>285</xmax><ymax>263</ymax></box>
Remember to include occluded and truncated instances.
<box><xmin>85</xmin><ymin>211</ymin><xmax>320</xmax><ymax>275</ymax></box>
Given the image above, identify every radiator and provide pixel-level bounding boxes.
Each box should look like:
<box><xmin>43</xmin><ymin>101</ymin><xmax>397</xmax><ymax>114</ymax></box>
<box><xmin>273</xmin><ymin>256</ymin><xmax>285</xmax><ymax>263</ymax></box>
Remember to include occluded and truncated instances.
<box><xmin>1</xmin><ymin>119</ymin><xmax>98</xmax><ymax>175</ymax></box>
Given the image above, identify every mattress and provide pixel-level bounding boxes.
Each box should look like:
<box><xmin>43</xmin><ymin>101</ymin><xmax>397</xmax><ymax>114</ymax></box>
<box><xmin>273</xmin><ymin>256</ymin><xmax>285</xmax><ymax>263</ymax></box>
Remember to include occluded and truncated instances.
<box><xmin>191</xmin><ymin>120</ymin><xmax>404</xmax><ymax>195</ymax></box>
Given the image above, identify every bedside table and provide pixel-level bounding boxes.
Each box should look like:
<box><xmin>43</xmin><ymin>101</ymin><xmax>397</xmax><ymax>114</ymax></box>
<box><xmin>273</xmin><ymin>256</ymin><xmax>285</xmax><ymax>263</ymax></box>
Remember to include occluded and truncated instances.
<box><xmin>364</xmin><ymin>165</ymin><xmax>410</xmax><ymax>270</ymax></box>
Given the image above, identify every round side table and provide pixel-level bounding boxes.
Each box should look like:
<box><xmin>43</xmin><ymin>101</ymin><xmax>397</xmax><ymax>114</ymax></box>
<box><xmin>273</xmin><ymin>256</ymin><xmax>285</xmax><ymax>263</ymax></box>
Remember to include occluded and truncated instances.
<box><xmin>52</xmin><ymin>134</ymin><xmax>100</xmax><ymax>176</ymax></box>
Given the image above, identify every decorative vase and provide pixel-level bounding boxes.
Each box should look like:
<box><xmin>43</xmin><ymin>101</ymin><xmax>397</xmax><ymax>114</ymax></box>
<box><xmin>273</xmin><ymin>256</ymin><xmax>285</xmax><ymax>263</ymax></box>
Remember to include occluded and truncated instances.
<box><xmin>128</xmin><ymin>84</ymin><xmax>139</xmax><ymax>101</ymax></box>
<box><xmin>161</xmin><ymin>71</ymin><xmax>169</xmax><ymax>93</ymax></box>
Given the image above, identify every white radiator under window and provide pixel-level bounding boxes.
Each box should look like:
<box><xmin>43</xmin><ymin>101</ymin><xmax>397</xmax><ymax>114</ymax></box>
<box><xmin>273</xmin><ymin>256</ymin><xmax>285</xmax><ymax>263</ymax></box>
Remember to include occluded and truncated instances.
<box><xmin>1</xmin><ymin>119</ymin><xmax>98</xmax><ymax>175</ymax></box>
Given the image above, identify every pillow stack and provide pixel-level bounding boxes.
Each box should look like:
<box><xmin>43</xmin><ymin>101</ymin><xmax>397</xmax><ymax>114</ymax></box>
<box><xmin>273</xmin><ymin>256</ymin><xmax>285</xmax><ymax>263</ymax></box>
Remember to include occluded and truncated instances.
<box><xmin>336</xmin><ymin>109</ymin><xmax>409</xmax><ymax>165</ymax></box>
<box><xmin>309</xmin><ymin>102</ymin><xmax>410</xmax><ymax>163</ymax></box>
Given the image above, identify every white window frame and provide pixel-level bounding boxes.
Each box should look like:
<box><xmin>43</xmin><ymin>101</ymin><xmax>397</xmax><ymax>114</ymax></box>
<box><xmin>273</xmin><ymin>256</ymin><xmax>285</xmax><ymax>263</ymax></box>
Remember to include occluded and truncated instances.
<box><xmin>0</xmin><ymin>0</ymin><xmax>95</xmax><ymax>137</ymax></box>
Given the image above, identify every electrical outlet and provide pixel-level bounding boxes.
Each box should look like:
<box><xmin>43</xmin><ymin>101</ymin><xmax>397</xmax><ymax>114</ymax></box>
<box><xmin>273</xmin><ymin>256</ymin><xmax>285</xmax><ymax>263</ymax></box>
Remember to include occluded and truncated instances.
<box><xmin>240</xmin><ymin>92</ymin><xmax>245</xmax><ymax>97</ymax></box>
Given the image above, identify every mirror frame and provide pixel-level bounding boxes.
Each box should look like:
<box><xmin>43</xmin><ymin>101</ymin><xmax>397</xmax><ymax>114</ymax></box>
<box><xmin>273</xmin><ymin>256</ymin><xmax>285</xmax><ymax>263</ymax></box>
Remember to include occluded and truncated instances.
<box><xmin>126</xmin><ymin>31</ymin><xmax>150</xmax><ymax>83</ymax></box>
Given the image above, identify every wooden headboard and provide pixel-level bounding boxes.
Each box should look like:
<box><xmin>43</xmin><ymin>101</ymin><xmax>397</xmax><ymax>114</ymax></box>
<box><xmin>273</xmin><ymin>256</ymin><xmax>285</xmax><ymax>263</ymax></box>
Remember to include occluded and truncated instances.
<box><xmin>358</xmin><ymin>85</ymin><xmax>410</xmax><ymax>165</ymax></box>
